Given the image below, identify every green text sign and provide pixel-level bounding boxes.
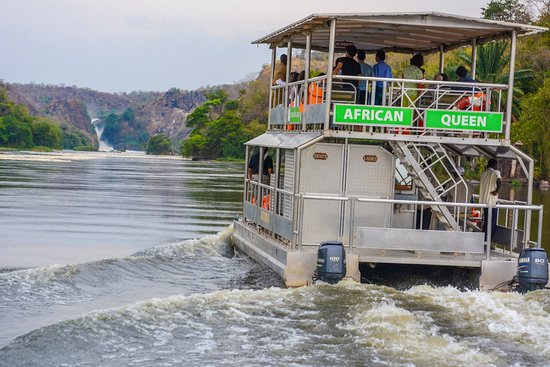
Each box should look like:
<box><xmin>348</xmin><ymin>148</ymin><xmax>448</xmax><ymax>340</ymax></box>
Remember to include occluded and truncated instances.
<box><xmin>425</xmin><ymin>110</ymin><xmax>503</xmax><ymax>132</ymax></box>
<box><xmin>333</xmin><ymin>104</ymin><xmax>413</xmax><ymax>127</ymax></box>
<box><xmin>288</xmin><ymin>107</ymin><xmax>301</xmax><ymax>123</ymax></box>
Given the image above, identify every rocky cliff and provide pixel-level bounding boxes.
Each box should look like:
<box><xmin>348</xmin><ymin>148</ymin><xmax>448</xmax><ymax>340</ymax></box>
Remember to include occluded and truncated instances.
<box><xmin>137</xmin><ymin>88</ymin><xmax>206</xmax><ymax>143</ymax></box>
<box><xmin>3</xmin><ymin>83</ymin><xmax>205</xmax><ymax>150</ymax></box>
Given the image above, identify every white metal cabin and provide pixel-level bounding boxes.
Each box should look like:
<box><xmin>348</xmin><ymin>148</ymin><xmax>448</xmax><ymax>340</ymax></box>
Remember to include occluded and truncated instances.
<box><xmin>231</xmin><ymin>12</ymin><xmax>548</xmax><ymax>289</ymax></box>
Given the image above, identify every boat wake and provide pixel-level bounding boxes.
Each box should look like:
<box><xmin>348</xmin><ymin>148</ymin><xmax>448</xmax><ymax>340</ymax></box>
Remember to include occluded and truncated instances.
<box><xmin>0</xmin><ymin>226</ymin><xmax>282</xmax><ymax>348</ymax></box>
<box><xmin>1</xmin><ymin>226</ymin><xmax>549</xmax><ymax>366</ymax></box>
<box><xmin>1</xmin><ymin>281</ymin><xmax>549</xmax><ymax>366</ymax></box>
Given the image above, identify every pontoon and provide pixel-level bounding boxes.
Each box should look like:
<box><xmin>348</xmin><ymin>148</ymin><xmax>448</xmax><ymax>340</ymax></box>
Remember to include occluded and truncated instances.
<box><xmin>231</xmin><ymin>12</ymin><xmax>549</xmax><ymax>290</ymax></box>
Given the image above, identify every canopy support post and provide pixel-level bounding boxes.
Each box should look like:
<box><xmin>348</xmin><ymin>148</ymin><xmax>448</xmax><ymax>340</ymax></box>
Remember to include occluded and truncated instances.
<box><xmin>505</xmin><ymin>30</ymin><xmax>517</xmax><ymax>142</ymax></box>
<box><xmin>439</xmin><ymin>45</ymin><xmax>445</xmax><ymax>73</ymax></box>
<box><xmin>303</xmin><ymin>32</ymin><xmax>311</xmax><ymax>130</ymax></box>
<box><xmin>268</xmin><ymin>47</ymin><xmax>276</xmax><ymax>128</ymax></box>
<box><xmin>285</xmin><ymin>40</ymin><xmax>293</xmax><ymax>128</ymax></box>
<box><xmin>471</xmin><ymin>38</ymin><xmax>477</xmax><ymax>79</ymax></box>
<box><xmin>324</xmin><ymin>18</ymin><xmax>337</xmax><ymax>132</ymax></box>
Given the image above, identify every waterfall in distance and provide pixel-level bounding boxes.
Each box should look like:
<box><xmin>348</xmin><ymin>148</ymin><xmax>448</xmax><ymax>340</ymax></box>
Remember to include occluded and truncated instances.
<box><xmin>91</xmin><ymin>118</ymin><xmax>114</xmax><ymax>152</ymax></box>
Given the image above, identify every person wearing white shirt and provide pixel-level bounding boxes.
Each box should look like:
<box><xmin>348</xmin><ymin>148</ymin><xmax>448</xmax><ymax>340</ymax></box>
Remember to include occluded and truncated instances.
<box><xmin>479</xmin><ymin>158</ymin><xmax>501</xmax><ymax>241</ymax></box>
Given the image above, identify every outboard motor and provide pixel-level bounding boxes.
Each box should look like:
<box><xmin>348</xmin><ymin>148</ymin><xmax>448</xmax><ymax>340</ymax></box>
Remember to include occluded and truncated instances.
<box><xmin>517</xmin><ymin>247</ymin><xmax>548</xmax><ymax>293</ymax></box>
<box><xmin>316</xmin><ymin>241</ymin><xmax>346</xmax><ymax>284</ymax></box>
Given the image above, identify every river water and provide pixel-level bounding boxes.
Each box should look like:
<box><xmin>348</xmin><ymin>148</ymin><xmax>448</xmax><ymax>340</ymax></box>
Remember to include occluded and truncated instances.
<box><xmin>0</xmin><ymin>151</ymin><xmax>549</xmax><ymax>367</ymax></box>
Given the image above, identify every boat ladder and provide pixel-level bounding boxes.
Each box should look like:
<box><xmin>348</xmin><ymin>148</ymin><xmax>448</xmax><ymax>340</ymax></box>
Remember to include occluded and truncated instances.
<box><xmin>390</xmin><ymin>141</ymin><xmax>467</xmax><ymax>231</ymax></box>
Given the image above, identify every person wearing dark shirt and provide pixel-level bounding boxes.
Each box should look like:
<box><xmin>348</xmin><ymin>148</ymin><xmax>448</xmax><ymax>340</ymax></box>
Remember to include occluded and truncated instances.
<box><xmin>333</xmin><ymin>45</ymin><xmax>362</xmax><ymax>90</ymax></box>
<box><xmin>247</xmin><ymin>148</ymin><xmax>273</xmax><ymax>184</ymax></box>
<box><xmin>453</xmin><ymin>66</ymin><xmax>477</xmax><ymax>91</ymax></box>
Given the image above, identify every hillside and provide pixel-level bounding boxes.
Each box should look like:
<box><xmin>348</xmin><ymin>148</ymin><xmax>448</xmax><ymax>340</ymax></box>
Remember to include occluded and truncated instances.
<box><xmin>2</xmin><ymin>82</ymin><xmax>206</xmax><ymax>150</ymax></box>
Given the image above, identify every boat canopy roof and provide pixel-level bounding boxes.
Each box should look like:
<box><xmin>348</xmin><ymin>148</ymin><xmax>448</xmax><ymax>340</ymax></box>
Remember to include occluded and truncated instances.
<box><xmin>252</xmin><ymin>12</ymin><xmax>548</xmax><ymax>53</ymax></box>
<box><xmin>246</xmin><ymin>132</ymin><xmax>322</xmax><ymax>149</ymax></box>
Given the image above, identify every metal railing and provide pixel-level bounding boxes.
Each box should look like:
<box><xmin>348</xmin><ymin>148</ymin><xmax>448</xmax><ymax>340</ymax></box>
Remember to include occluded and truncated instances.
<box><xmin>473</xmin><ymin>194</ymin><xmax>544</xmax><ymax>251</ymax></box>
<box><xmin>293</xmin><ymin>194</ymin><xmax>543</xmax><ymax>259</ymax></box>
<box><xmin>243</xmin><ymin>177</ymin><xmax>544</xmax><ymax>258</ymax></box>
<box><xmin>244</xmin><ymin>177</ymin><xmax>295</xmax><ymax>242</ymax></box>
<box><xmin>268</xmin><ymin>75</ymin><xmax>508</xmax><ymax>140</ymax></box>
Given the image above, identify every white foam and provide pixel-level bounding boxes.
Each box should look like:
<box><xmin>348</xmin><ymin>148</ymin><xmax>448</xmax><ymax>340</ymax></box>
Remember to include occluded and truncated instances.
<box><xmin>132</xmin><ymin>225</ymin><xmax>234</xmax><ymax>258</ymax></box>
<box><xmin>0</xmin><ymin>264</ymin><xmax>81</xmax><ymax>302</ymax></box>
<box><xmin>342</xmin><ymin>300</ymin><xmax>496</xmax><ymax>366</ymax></box>
<box><xmin>406</xmin><ymin>285</ymin><xmax>550</xmax><ymax>357</ymax></box>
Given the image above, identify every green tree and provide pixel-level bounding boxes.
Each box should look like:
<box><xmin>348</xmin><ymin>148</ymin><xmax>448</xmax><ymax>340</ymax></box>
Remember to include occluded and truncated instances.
<box><xmin>146</xmin><ymin>134</ymin><xmax>172</xmax><ymax>155</ymax></box>
<box><xmin>181</xmin><ymin>133</ymin><xmax>208</xmax><ymax>157</ymax></box>
<box><xmin>239</xmin><ymin>78</ymin><xmax>269</xmax><ymax>124</ymax></box>
<box><xmin>185</xmin><ymin>104</ymin><xmax>211</xmax><ymax>129</ymax></box>
<box><xmin>0</xmin><ymin>88</ymin><xmax>14</xmax><ymax>117</ymax></box>
<box><xmin>513</xmin><ymin>77</ymin><xmax>550</xmax><ymax>178</ymax></box>
<box><xmin>31</xmin><ymin>120</ymin><xmax>62</xmax><ymax>149</ymax></box>
<box><xmin>101</xmin><ymin>113</ymin><xmax>121</xmax><ymax>146</ymax></box>
<box><xmin>458</xmin><ymin>41</ymin><xmax>532</xmax><ymax>117</ymax></box>
<box><xmin>181</xmin><ymin>82</ymin><xmax>270</xmax><ymax>159</ymax></box>
<box><xmin>482</xmin><ymin>0</ymin><xmax>532</xmax><ymax>22</ymax></box>
<box><xmin>121</xmin><ymin>107</ymin><xmax>135</xmax><ymax>123</ymax></box>
<box><xmin>206</xmin><ymin>111</ymin><xmax>247</xmax><ymax>158</ymax></box>
<box><xmin>0</xmin><ymin>115</ymin><xmax>33</xmax><ymax>148</ymax></box>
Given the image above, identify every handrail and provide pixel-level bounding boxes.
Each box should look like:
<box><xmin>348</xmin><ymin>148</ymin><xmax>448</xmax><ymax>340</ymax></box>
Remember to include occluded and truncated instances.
<box><xmin>268</xmin><ymin>73</ymin><xmax>509</xmax><ymax>140</ymax></box>
<box><xmin>296</xmin><ymin>193</ymin><xmax>544</xmax><ymax>256</ymax></box>
<box><xmin>335</xmin><ymin>75</ymin><xmax>508</xmax><ymax>90</ymax></box>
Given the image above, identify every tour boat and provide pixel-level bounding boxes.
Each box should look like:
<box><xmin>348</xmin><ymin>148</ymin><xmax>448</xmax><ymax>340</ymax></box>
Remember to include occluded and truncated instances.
<box><xmin>232</xmin><ymin>12</ymin><xmax>549</xmax><ymax>290</ymax></box>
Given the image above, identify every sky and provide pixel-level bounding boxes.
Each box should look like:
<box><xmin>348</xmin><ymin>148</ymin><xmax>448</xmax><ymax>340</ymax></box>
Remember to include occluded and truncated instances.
<box><xmin>0</xmin><ymin>0</ymin><xmax>494</xmax><ymax>93</ymax></box>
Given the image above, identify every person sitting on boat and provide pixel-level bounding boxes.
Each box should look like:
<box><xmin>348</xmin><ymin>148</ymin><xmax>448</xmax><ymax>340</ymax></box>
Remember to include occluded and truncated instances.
<box><xmin>453</xmin><ymin>66</ymin><xmax>477</xmax><ymax>91</ymax></box>
<box><xmin>247</xmin><ymin>148</ymin><xmax>273</xmax><ymax>184</ymax></box>
<box><xmin>372</xmin><ymin>50</ymin><xmax>393</xmax><ymax>105</ymax></box>
<box><xmin>435</xmin><ymin>73</ymin><xmax>450</xmax><ymax>82</ymax></box>
<box><xmin>332</xmin><ymin>45</ymin><xmax>362</xmax><ymax>91</ymax></box>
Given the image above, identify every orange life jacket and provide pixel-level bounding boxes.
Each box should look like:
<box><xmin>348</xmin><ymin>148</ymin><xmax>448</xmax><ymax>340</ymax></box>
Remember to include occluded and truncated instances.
<box><xmin>262</xmin><ymin>194</ymin><xmax>271</xmax><ymax>210</ymax></box>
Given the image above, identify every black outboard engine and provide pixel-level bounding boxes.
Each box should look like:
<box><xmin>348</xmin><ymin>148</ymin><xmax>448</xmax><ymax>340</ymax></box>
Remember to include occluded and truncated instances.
<box><xmin>517</xmin><ymin>247</ymin><xmax>548</xmax><ymax>293</ymax></box>
<box><xmin>316</xmin><ymin>241</ymin><xmax>346</xmax><ymax>284</ymax></box>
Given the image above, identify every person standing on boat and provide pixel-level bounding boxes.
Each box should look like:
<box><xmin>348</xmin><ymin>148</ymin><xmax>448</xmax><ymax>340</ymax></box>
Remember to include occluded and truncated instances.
<box><xmin>479</xmin><ymin>158</ymin><xmax>501</xmax><ymax>241</ymax></box>
<box><xmin>356</xmin><ymin>49</ymin><xmax>372</xmax><ymax>104</ymax></box>
<box><xmin>273</xmin><ymin>54</ymin><xmax>287</xmax><ymax>84</ymax></box>
<box><xmin>333</xmin><ymin>45</ymin><xmax>362</xmax><ymax>91</ymax></box>
<box><xmin>401</xmin><ymin>53</ymin><xmax>424</xmax><ymax>107</ymax></box>
<box><xmin>247</xmin><ymin>148</ymin><xmax>273</xmax><ymax>184</ymax></box>
<box><xmin>372</xmin><ymin>50</ymin><xmax>393</xmax><ymax>105</ymax></box>
<box><xmin>272</xmin><ymin>54</ymin><xmax>287</xmax><ymax>106</ymax></box>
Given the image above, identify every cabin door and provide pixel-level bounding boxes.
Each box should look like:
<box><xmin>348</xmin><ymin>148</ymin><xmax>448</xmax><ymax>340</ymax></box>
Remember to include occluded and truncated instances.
<box><xmin>344</xmin><ymin>145</ymin><xmax>394</xmax><ymax>233</ymax></box>
<box><xmin>299</xmin><ymin>143</ymin><xmax>345</xmax><ymax>245</ymax></box>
